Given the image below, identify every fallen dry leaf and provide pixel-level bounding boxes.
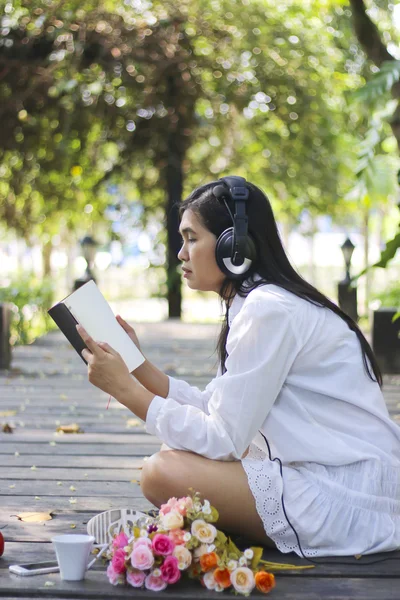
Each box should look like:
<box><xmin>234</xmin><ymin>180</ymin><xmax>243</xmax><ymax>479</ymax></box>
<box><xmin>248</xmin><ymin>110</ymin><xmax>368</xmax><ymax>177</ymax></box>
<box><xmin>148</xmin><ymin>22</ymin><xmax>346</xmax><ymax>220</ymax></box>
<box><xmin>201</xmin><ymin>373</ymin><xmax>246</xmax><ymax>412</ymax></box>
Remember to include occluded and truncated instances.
<box><xmin>13</xmin><ymin>510</ymin><xmax>53</xmax><ymax>523</ymax></box>
<box><xmin>0</xmin><ymin>410</ymin><xmax>17</xmax><ymax>417</ymax></box>
<box><xmin>69</xmin><ymin>498</ymin><xmax>77</xmax><ymax>504</ymax></box>
<box><xmin>56</xmin><ymin>423</ymin><xmax>84</xmax><ymax>434</ymax></box>
<box><xmin>126</xmin><ymin>418</ymin><xmax>141</xmax><ymax>428</ymax></box>
<box><xmin>69</xmin><ymin>486</ymin><xmax>76</xmax><ymax>492</ymax></box>
<box><xmin>70</xmin><ymin>524</ymin><xmax>76</xmax><ymax>529</ymax></box>
<box><xmin>2</xmin><ymin>423</ymin><xmax>13</xmax><ymax>433</ymax></box>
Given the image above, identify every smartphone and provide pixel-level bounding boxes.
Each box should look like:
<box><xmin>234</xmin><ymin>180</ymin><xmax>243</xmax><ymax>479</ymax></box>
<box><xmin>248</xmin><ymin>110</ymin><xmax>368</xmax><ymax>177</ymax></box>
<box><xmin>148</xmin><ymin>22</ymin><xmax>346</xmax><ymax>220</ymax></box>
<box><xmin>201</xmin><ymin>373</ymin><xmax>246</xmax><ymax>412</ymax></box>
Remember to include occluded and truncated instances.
<box><xmin>9</xmin><ymin>561</ymin><xmax>59</xmax><ymax>576</ymax></box>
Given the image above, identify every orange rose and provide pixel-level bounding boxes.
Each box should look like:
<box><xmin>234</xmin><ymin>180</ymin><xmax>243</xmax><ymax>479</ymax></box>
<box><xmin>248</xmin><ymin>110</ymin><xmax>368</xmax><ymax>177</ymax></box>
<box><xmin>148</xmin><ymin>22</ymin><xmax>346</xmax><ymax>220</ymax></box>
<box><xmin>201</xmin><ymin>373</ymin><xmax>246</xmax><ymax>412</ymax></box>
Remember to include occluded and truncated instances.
<box><xmin>214</xmin><ymin>567</ymin><xmax>232</xmax><ymax>589</ymax></box>
<box><xmin>255</xmin><ymin>571</ymin><xmax>276</xmax><ymax>594</ymax></box>
<box><xmin>200</xmin><ymin>552</ymin><xmax>218</xmax><ymax>572</ymax></box>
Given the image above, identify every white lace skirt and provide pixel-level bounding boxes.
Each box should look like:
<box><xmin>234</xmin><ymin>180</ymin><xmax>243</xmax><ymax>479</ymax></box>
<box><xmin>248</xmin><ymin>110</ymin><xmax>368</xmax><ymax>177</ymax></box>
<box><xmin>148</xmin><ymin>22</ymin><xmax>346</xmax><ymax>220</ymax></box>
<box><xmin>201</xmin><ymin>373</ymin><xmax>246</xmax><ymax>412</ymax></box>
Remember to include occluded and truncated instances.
<box><xmin>242</xmin><ymin>443</ymin><xmax>400</xmax><ymax>557</ymax></box>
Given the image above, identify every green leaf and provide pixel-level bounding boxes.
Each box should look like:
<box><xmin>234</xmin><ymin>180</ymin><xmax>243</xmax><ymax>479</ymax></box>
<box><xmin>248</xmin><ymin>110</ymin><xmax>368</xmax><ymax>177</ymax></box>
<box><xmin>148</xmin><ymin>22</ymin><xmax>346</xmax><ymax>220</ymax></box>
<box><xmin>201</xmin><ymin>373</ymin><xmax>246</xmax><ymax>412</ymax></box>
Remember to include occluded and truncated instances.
<box><xmin>351</xmin><ymin>60</ymin><xmax>400</xmax><ymax>105</ymax></box>
<box><xmin>373</xmin><ymin>232</ymin><xmax>400</xmax><ymax>268</ymax></box>
<box><xmin>250</xmin><ymin>547</ymin><xmax>264</xmax><ymax>570</ymax></box>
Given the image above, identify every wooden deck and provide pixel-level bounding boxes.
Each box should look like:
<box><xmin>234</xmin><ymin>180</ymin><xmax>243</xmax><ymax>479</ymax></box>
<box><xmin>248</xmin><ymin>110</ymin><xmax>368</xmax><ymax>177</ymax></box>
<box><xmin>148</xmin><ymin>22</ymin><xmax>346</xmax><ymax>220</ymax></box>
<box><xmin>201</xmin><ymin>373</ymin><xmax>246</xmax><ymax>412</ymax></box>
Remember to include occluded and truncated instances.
<box><xmin>1</xmin><ymin>321</ymin><xmax>399</xmax><ymax>599</ymax></box>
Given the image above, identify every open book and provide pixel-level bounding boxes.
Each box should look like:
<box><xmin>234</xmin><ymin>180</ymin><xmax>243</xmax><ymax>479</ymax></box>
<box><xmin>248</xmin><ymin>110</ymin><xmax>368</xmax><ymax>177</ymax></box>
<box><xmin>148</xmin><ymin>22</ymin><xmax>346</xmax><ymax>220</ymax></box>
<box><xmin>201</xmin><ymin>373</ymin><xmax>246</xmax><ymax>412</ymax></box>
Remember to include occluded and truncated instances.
<box><xmin>48</xmin><ymin>280</ymin><xmax>145</xmax><ymax>372</ymax></box>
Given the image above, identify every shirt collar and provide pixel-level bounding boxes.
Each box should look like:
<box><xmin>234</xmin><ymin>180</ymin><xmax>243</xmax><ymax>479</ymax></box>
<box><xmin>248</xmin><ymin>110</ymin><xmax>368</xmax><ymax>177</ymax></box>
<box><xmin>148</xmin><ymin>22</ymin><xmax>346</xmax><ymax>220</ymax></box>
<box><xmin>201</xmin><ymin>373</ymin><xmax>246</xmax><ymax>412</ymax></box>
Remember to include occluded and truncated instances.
<box><xmin>227</xmin><ymin>274</ymin><xmax>263</xmax><ymax>327</ymax></box>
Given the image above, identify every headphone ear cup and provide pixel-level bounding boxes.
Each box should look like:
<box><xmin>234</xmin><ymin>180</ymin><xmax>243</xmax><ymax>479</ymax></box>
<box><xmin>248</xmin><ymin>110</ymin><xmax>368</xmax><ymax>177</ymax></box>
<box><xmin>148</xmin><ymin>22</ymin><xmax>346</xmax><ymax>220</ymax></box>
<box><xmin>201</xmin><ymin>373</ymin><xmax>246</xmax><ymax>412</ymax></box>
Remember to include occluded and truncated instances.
<box><xmin>215</xmin><ymin>228</ymin><xmax>257</xmax><ymax>278</ymax></box>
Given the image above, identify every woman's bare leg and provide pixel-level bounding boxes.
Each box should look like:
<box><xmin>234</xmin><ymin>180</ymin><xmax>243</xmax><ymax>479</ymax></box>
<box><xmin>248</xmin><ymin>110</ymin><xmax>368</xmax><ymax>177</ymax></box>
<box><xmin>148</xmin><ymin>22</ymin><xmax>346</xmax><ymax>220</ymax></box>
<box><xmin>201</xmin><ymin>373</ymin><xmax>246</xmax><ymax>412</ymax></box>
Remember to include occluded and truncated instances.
<box><xmin>140</xmin><ymin>449</ymin><xmax>276</xmax><ymax>548</ymax></box>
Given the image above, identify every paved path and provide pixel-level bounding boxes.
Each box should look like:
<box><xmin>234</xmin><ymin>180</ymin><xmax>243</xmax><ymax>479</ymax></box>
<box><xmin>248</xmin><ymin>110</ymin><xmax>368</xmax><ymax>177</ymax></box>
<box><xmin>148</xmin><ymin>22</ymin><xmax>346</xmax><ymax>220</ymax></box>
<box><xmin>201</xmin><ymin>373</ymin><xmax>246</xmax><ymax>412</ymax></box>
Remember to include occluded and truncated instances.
<box><xmin>0</xmin><ymin>321</ymin><xmax>400</xmax><ymax>599</ymax></box>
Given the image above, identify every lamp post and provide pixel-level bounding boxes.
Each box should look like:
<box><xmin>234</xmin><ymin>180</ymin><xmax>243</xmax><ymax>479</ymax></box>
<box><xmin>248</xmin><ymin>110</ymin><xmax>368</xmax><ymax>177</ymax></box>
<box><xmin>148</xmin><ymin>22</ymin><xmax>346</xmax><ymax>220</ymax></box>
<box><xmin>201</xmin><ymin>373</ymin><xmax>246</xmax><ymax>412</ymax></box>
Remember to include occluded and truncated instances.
<box><xmin>73</xmin><ymin>235</ymin><xmax>98</xmax><ymax>291</ymax></box>
<box><xmin>337</xmin><ymin>237</ymin><xmax>358</xmax><ymax>321</ymax></box>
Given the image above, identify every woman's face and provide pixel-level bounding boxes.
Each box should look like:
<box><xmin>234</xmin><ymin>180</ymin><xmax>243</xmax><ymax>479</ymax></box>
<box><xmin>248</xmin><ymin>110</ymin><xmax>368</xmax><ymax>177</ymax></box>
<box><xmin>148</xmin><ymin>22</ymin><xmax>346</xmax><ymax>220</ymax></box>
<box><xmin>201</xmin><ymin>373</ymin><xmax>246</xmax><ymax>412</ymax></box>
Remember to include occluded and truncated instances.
<box><xmin>177</xmin><ymin>208</ymin><xmax>225</xmax><ymax>293</ymax></box>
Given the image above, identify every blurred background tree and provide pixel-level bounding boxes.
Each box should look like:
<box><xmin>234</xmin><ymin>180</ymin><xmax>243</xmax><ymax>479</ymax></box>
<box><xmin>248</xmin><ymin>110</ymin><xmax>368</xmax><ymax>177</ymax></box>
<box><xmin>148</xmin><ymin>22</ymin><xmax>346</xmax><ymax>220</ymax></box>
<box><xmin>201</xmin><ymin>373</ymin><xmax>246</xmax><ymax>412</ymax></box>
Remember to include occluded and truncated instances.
<box><xmin>0</xmin><ymin>0</ymin><xmax>399</xmax><ymax>337</ymax></box>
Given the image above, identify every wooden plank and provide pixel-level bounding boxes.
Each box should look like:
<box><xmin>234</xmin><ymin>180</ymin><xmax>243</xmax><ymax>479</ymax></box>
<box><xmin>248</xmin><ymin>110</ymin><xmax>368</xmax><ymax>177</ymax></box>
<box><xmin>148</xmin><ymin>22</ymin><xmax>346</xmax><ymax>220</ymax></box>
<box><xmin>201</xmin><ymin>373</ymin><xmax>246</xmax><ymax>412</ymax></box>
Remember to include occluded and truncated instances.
<box><xmin>0</xmin><ymin>467</ymin><xmax>142</xmax><ymax>481</ymax></box>
<box><xmin>2</xmin><ymin>542</ymin><xmax>400</xmax><ymax>578</ymax></box>
<box><xmin>1</xmin><ymin>510</ymin><xmax>152</xmax><ymax>542</ymax></box>
<box><xmin>1</xmin><ymin>574</ymin><xmax>399</xmax><ymax>599</ymax></box>
<box><xmin>0</xmin><ymin>443</ymin><xmax>159</xmax><ymax>455</ymax></box>
<box><xmin>2</xmin><ymin>455</ymin><xmax>146</xmax><ymax>468</ymax></box>
<box><xmin>0</xmin><ymin>480</ymin><xmax>142</xmax><ymax>496</ymax></box>
<box><xmin>0</xmin><ymin>432</ymin><xmax>159</xmax><ymax>443</ymax></box>
<box><xmin>0</xmin><ymin>496</ymin><xmax>152</xmax><ymax>511</ymax></box>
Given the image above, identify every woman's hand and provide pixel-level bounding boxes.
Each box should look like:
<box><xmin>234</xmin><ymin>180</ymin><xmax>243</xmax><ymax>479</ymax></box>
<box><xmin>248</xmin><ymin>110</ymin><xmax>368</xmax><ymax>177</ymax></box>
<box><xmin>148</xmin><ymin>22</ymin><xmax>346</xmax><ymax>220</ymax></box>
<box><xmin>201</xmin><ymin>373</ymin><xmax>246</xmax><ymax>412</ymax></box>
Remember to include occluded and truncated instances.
<box><xmin>77</xmin><ymin>325</ymin><xmax>133</xmax><ymax>398</ymax></box>
<box><xmin>76</xmin><ymin>325</ymin><xmax>155</xmax><ymax>421</ymax></box>
<box><xmin>116</xmin><ymin>315</ymin><xmax>141</xmax><ymax>351</ymax></box>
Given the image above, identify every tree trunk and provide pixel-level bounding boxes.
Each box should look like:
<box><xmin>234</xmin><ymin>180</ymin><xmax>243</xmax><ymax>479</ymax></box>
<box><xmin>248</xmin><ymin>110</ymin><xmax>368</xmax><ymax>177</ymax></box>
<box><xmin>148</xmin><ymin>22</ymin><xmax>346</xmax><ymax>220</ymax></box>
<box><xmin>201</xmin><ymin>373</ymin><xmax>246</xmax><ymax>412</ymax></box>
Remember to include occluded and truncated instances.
<box><xmin>349</xmin><ymin>0</ymin><xmax>400</xmax><ymax>151</ymax></box>
<box><xmin>42</xmin><ymin>240</ymin><xmax>52</xmax><ymax>278</ymax></box>
<box><xmin>165</xmin><ymin>74</ymin><xmax>185</xmax><ymax>319</ymax></box>
<box><xmin>362</xmin><ymin>207</ymin><xmax>370</xmax><ymax>316</ymax></box>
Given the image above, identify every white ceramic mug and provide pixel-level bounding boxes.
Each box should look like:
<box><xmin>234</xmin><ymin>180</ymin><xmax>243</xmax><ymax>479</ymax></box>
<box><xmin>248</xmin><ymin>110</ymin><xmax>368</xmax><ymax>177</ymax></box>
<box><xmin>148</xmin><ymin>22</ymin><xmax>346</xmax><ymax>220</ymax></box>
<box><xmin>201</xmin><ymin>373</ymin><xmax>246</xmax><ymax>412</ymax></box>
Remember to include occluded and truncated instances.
<box><xmin>52</xmin><ymin>534</ymin><xmax>107</xmax><ymax>581</ymax></box>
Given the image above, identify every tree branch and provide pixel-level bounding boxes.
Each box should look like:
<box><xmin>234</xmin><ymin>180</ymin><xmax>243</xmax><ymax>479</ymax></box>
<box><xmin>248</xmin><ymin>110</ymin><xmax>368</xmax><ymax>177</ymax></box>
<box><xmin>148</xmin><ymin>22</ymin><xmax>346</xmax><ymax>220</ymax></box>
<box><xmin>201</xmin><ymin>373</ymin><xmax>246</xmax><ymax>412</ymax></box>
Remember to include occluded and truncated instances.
<box><xmin>349</xmin><ymin>0</ymin><xmax>393</xmax><ymax>67</ymax></box>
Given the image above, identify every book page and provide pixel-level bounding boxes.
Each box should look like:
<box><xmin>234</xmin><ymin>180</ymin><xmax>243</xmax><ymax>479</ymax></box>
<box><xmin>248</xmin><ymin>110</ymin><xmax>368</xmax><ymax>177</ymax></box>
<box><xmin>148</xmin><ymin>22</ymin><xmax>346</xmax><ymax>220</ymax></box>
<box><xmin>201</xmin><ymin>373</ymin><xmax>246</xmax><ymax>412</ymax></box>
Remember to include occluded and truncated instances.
<box><xmin>64</xmin><ymin>280</ymin><xmax>144</xmax><ymax>372</ymax></box>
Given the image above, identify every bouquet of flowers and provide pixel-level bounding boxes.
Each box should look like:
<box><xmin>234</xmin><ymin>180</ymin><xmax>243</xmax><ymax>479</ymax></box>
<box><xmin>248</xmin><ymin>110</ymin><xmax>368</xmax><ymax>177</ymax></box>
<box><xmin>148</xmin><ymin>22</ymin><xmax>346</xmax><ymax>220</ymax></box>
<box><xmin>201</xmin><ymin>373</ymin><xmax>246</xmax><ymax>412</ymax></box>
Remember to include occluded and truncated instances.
<box><xmin>105</xmin><ymin>491</ymin><xmax>312</xmax><ymax>595</ymax></box>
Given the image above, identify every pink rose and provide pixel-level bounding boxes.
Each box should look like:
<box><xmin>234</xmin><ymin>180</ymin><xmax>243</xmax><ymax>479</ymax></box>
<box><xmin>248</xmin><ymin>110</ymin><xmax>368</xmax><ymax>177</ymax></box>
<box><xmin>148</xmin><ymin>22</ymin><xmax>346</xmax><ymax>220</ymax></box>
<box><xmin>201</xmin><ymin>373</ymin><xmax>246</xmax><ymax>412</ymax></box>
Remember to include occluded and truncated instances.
<box><xmin>176</xmin><ymin>496</ymin><xmax>193</xmax><ymax>516</ymax></box>
<box><xmin>160</xmin><ymin>497</ymin><xmax>178</xmax><ymax>516</ymax></box>
<box><xmin>152</xmin><ymin>533</ymin><xmax>175</xmax><ymax>556</ymax></box>
<box><xmin>107</xmin><ymin>563</ymin><xmax>122</xmax><ymax>586</ymax></box>
<box><xmin>145</xmin><ymin>572</ymin><xmax>168</xmax><ymax>591</ymax></box>
<box><xmin>133</xmin><ymin>537</ymin><xmax>152</xmax><ymax>549</ymax></box>
<box><xmin>130</xmin><ymin>545</ymin><xmax>154</xmax><ymax>570</ymax></box>
<box><xmin>169</xmin><ymin>528</ymin><xmax>186</xmax><ymax>546</ymax></box>
<box><xmin>111</xmin><ymin>548</ymin><xmax>126</xmax><ymax>574</ymax></box>
<box><xmin>160</xmin><ymin>555</ymin><xmax>181</xmax><ymax>584</ymax></box>
<box><xmin>112</xmin><ymin>531</ymin><xmax>129</xmax><ymax>549</ymax></box>
<box><xmin>126</xmin><ymin>568</ymin><xmax>146</xmax><ymax>588</ymax></box>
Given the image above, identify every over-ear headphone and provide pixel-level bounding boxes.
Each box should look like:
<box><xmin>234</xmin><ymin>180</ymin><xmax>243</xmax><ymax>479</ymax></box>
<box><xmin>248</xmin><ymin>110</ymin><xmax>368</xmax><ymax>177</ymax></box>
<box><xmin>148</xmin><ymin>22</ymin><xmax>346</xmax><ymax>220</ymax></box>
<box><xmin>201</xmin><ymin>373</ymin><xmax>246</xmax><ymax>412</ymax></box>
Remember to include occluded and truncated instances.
<box><xmin>213</xmin><ymin>176</ymin><xmax>257</xmax><ymax>279</ymax></box>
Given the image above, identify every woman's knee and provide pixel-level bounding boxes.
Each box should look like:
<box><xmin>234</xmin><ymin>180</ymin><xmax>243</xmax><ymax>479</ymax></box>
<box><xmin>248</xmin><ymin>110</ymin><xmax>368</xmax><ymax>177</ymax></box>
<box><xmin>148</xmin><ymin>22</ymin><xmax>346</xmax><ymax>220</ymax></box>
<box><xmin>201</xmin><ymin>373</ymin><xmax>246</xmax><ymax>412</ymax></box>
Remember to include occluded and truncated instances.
<box><xmin>140</xmin><ymin>449</ymin><xmax>179</xmax><ymax>505</ymax></box>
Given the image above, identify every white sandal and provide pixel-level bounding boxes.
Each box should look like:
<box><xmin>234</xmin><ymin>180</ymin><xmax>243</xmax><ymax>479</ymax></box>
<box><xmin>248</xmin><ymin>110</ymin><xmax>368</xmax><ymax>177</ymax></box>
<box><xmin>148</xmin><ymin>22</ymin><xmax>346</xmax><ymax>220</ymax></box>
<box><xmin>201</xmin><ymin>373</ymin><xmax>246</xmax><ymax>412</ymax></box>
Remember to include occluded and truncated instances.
<box><xmin>86</xmin><ymin>508</ymin><xmax>148</xmax><ymax>545</ymax></box>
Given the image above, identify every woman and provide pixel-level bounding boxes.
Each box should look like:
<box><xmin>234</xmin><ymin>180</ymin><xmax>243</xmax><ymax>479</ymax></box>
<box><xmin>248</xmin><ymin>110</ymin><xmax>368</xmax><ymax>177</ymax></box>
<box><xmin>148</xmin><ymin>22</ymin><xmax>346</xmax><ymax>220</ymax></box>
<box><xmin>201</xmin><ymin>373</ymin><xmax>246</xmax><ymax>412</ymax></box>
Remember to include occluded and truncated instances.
<box><xmin>77</xmin><ymin>177</ymin><xmax>400</xmax><ymax>557</ymax></box>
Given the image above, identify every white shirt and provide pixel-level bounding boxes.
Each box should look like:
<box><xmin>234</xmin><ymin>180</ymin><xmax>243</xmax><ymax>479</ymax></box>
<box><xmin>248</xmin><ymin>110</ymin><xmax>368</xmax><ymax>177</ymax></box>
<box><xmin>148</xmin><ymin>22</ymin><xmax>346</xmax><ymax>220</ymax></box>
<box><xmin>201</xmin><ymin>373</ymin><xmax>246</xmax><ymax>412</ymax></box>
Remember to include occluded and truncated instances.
<box><xmin>146</xmin><ymin>284</ymin><xmax>400</xmax><ymax>468</ymax></box>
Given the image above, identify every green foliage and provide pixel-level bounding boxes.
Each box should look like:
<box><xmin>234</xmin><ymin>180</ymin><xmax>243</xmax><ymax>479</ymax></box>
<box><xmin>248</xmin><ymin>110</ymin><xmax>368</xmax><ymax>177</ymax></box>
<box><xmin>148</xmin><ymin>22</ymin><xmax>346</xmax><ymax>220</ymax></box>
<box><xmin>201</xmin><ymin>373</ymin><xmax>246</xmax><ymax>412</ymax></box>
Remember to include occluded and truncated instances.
<box><xmin>0</xmin><ymin>275</ymin><xmax>55</xmax><ymax>345</ymax></box>
<box><xmin>351</xmin><ymin>60</ymin><xmax>400</xmax><ymax>105</ymax></box>
<box><xmin>373</xmin><ymin>283</ymin><xmax>400</xmax><ymax>308</ymax></box>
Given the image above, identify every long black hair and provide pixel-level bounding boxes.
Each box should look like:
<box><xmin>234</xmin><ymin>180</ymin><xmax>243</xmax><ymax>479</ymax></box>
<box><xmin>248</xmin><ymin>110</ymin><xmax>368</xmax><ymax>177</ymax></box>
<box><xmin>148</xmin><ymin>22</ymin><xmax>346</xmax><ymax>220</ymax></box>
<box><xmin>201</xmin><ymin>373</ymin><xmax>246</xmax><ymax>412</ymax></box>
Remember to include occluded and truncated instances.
<box><xmin>178</xmin><ymin>180</ymin><xmax>382</xmax><ymax>387</ymax></box>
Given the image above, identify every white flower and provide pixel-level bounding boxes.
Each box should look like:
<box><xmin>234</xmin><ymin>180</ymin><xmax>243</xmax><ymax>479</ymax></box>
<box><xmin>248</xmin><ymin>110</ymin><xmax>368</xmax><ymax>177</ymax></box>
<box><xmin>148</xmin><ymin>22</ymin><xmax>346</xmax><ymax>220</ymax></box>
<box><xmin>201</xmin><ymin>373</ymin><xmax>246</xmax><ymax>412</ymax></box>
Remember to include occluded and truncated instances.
<box><xmin>183</xmin><ymin>532</ymin><xmax>191</xmax><ymax>542</ymax></box>
<box><xmin>193</xmin><ymin>543</ymin><xmax>208</xmax><ymax>561</ymax></box>
<box><xmin>173</xmin><ymin>546</ymin><xmax>192</xmax><ymax>570</ymax></box>
<box><xmin>215</xmin><ymin>584</ymin><xmax>224</xmax><ymax>592</ymax></box>
<box><xmin>228</xmin><ymin>559</ymin><xmax>238</xmax><ymax>571</ymax></box>
<box><xmin>207</xmin><ymin>544</ymin><xmax>216</xmax><ymax>553</ymax></box>
<box><xmin>161</xmin><ymin>510</ymin><xmax>184</xmax><ymax>530</ymax></box>
<box><xmin>194</xmin><ymin>502</ymin><xmax>202</xmax><ymax>512</ymax></box>
<box><xmin>239</xmin><ymin>556</ymin><xmax>247</xmax><ymax>566</ymax></box>
<box><xmin>244</xmin><ymin>549</ymin><xmax>254</xmax><ymax>560</ymax></box>
<box><xmin>202</xmin><ymin>506</ymin><xmax>212</xmax><ymax>514</ymax></box>
<box><xmin>139</xmin><ymin>529</ymin><xmax>148</xmax><ymax>537</ymax></box>
<box><xmin>152</xmin><ymin>568</ymin><xmax>161</xmax><ymax>578</ymax></box>
<box><xmin>230</xmin><ymin>567</ymin><xmax>255</xmax><ymax>594</ymax></box>
<box><xmin>203</xmin><ymin>570</ymin><xmax>217</xmax><ymax>590</ymax></box>
<box><xmin>191</xmin><ymin>519</ymin><xmax>217</xmax><ymax>544</ymax></box>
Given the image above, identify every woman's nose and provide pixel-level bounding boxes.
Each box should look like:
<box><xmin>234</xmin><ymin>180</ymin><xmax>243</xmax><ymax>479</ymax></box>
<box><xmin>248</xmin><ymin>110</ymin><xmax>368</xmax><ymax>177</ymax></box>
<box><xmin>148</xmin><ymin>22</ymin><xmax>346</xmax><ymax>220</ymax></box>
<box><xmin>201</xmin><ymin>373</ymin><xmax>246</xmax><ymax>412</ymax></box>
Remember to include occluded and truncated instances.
<box><xmin>177</xmin><ymin>244</ymin><xmax>187</xmax><ymax>261</ymax></box>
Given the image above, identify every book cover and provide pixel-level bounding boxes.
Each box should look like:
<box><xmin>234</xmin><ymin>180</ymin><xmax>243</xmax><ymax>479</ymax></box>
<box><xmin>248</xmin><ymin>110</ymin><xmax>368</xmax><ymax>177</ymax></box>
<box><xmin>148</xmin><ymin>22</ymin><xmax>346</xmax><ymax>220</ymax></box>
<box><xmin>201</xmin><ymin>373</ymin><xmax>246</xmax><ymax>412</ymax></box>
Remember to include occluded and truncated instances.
<box><xmin>48</xmin><ymin>280</ymin><xmax>145</xmax><ymax>372</ymax></box>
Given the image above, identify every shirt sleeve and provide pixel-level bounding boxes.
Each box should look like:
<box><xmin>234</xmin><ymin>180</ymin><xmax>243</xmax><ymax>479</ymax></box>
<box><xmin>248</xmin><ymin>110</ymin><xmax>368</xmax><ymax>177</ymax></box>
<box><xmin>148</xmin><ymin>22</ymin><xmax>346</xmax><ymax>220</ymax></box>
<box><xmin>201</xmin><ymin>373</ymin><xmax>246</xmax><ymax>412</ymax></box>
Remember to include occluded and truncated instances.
<box><xmin>146</xmin><ymin>294</ymin><xmax>301</xmax><ymax>461</ymax></box>
<box><xmin>167</xmin><ymin>375</ymin><xmax>217</xmax><ymax>414</ymax></box>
